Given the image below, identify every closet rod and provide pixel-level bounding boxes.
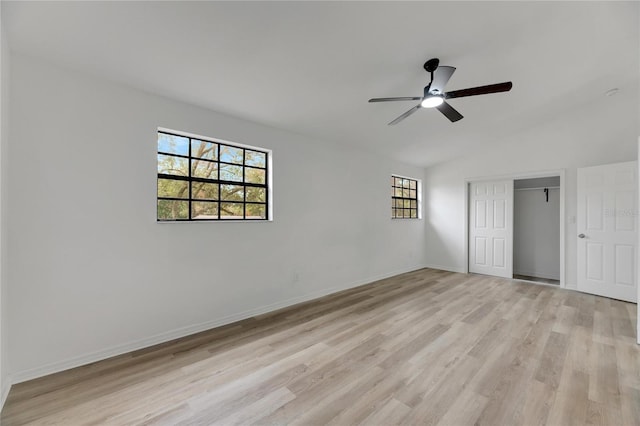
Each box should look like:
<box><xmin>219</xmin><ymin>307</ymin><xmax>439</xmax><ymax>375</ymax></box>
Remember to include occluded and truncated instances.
<box><xmin>514</xmin><ymin>186</ymin><xmax>560</xmax><ymax>191</ymax></box>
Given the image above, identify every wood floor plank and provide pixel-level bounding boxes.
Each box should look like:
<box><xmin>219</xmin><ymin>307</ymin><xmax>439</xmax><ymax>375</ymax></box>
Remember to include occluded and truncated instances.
<box><xmin>588</xmin><ymin>342</ymin><xmax>620</xmax><ymax>404</ymax></box>
<box><xmin>435</xmin><ymin>387</ymin><xmax>488</xmax><ymax>426</ymax></box>
<box><xmin>2</xmin><ymin>268</ymin><xmax>637</xmax><ymax>426</ymax></box>
<box><xmin>534</xmin><ymin>331</ymin><xmax>571</xmax><ymax>390</ymax></box>
<box><xmin>546</xmin><ymin>369</ymin><xmax>590</xmax><ymax>426</ymax></box>
<box><xmin>211</xmin><ymin>386</ymin><xmax>295</xmax><ymax>426</ymax></box>
<box><xmin>325</xmin><ymin>363</ymin><xmax>415</xmax><ymax>425</ymax></box>
<box><xmin>515</xmin><ymin>379</ymin><xmax>555</xmax><ymax>426</ymax></box>
<box><xmin>359</xmin><ymin>397</ymin><xmax>411</xmax><ymax>425</ymax></box>
<box><xmin>473</xmin><ymin>354</ymin><xmax>536</xmax><ymax>426</ymax></box>
<box><xmin>620</xmin><ymin>386</ymin><xmax>640</xmax><ymax>426</ymax></box>
<box><xmin>400</xmin><ymin>354</ymin><xmax>484</xmax><ymax>425</ymax></box>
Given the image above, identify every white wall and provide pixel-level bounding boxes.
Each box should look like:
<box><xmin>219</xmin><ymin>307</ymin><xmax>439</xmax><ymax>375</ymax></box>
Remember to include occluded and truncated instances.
<box><xmin>0</xmin><ymin>3</ymin><xmax>8</xmax><ymax>407</ymax></box>
<box><xmin>513</xmin><ymin>187</ymin><xmax>560</xmax><ymax>280</ymax></box>
<box><xmin>424</xmin><ymin>86</ymin><xmax>639</xmax><ymax>287</ymax></box>
<box><xmin>7</xmin><ymin>53</ymin><xmax>427</xmax><ymax>382</ymax></box>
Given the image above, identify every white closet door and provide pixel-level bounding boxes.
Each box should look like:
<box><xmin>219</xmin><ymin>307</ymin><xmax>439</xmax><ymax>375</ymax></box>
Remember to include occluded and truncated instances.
<box><xmin>577</xmin><ymin>161</ymin><xmax>637</xmax><ymax>302</ymax></box>
<box><xmin>469</xmin><ymin>180</ymin><xmax>513</xmax><ymax>278</ymax></box>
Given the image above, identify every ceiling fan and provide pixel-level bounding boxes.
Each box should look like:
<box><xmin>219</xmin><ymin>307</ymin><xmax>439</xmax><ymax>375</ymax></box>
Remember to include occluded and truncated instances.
<box><xmin>368</xmin><ymin>58</ymin><xmax>513</xmax><ymax>125</ymax></box>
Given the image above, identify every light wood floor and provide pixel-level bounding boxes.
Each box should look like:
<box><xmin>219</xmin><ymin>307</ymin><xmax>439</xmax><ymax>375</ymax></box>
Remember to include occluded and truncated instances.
<box><xmin>2</xmin><ymin>268</ymin><xmax>639</xmax><ymax>425</ymax></box>
<box><xmin>513</xmin><ymin>274</ymin><xmax>560</xmax><ymax>286</ymax></box>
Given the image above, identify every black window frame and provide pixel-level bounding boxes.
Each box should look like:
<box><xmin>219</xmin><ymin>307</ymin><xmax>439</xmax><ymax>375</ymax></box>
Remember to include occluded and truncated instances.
<box><xmin>157</xmin><ymin>130</ymin><xmax>270</xmax><ymax>221</ymax></box>
<box><xmin>391</xmin><ymin>176</ymin><xmax>419</xmax><ymax>219</ymax></box>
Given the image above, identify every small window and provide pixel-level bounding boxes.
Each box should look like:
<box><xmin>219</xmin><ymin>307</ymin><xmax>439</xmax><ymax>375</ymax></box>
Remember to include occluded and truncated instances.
<box><xmin>391</xmin><ymin>175</ymin><xmax>419</xmax><ymax>219</ymax></box>
<box><xmin>157</xmin><ymin>130</ymin><xmax>270</xmax><ymax>221</ymax></box>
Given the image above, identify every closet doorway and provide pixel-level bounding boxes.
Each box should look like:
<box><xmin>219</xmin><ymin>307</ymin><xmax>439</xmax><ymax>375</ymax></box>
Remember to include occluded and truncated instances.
<box><xmin>513</xmin><ymin>177</ymin><xmax>561</xmax><ymax>285</ymax></box>
<box><xmin>465</xmin><ymin>171</ymin><xmax>565</xmax><ymax>288</ymax></box>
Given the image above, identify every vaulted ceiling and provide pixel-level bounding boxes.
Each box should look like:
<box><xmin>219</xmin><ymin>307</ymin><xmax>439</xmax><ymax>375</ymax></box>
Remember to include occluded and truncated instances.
<box><xmin>4</xmin><ymin>1</ymin><xmax>638</xmax><ymax>167</ymax></box>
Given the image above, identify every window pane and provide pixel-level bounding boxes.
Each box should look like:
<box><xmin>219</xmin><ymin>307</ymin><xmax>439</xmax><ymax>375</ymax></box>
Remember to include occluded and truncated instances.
<box><xmin>192</xmin><ymin>159</ymin><xmax>218</xmax><ymax>179</ymax></box>
<box><xmin>220</xmin><ymin>164</ymin><xmax>243</xmax><ymax>182</ymax></box>
<box><xmin>158</xmin><ymin>178</ymin><xmax>188</xmax><ymax>198</ymax></box>
<box><xmin>158</xmin><ymin>154</ymin><xmax>188</xmax><ymax>177</ymax></box>
<box><xmin>220</xmin><ymin>145</ymin><xmax>243</xmax><ymax>164</ymax></box>
<box><xmin>191</xmin><ymin>139</ymin><xmax>217</xmax><ymax>160</ymax></box>
<box><xmin>245</xmin><ymin>167</ymin><xmax>265</xmax><ymax>184</ymax></box>
<box><xmin>246</xmin><ymin>187</ymin><xmax>266</xmax><ymax>202</ymax></box>
<box><xmin>157</xmin><ymin>200</ymin><xmax>188</xmax><ymax>220</ymax></box>
<box><xmin>220</xmin><ymin>184</ymin><xmax>244</xmax><ymax>201</ymax></box>
<box><xmin>157</xmin><ymin>132</ymin><xmax>269</xmax><ymax>221</ymax></box>
<box><xmin>246</xmin><ymin>203</ymin><xmax>266</xmax><ymax>219</ymax></box>
<box><xmin>192</xmin><ymin>201</ymin><xmax>218</xmax><ymax>219</ymax></box>
<box><xmin>391</xmin><ymin>176</ymin><xmax>418</xmax><ymax>219</ymax></box>
<box><xmin>220</xmin><ymin>202</ymin><xmax>243</xmax><ymax>219</ymax></box>
<box><xmin>192</xmin><ymin>182</ymin><xmax>218</xmax><ymax>200</ymax></box>
<box><xmin>245</xmin><ymin>150</ymin><xmax>266</xmax><ymax>168</ymax></box>
<box><xmin>158</xmin><ymin>133</ymin><xmax>189</xmax><ymax>156</ymax></box>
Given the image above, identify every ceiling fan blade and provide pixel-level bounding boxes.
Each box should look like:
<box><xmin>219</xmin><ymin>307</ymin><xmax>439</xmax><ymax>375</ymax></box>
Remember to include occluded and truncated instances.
<box><xmin>388</xmin><ymin>104</ymin><xmax>421</xmax><ymax>125</ymax></box>
<box><xmin>429</xmin><ymin>66</ymin><xmax>456</xmax><ymax>94</ymax></box>
<box><xmin>369</xmin><ymin>97</ymin><xmax>421</xmax><ymax>103</ymax></box>
<box><xmin>436</xmin><ymin>101</ymin><xmax>463</xmax><ymax>122</ymax></box>
<box><xmin>445</xmin><ymin>82</ymin><xmax>513</xmax><ymax>99</ymax></box>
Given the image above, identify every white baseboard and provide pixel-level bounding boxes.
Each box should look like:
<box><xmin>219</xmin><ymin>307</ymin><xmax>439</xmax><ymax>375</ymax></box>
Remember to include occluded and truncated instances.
<box><xmin>10</xmin><ymin>263</ymin><xmax>427</xmax><ymax>385</ymax></box>
<box><xmin>423</xmin><ymin>263</ymin><xmax>466</xmax><ymax>274</ymax></box>
<box><xmin>1</xmin><ymin>378</ymin><xmax>10</xmax><ymax>411</ymax></box>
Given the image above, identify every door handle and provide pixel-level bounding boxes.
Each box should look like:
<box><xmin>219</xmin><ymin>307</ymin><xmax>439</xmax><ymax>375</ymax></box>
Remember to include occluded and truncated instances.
<box><xmin>578</xmin><ymin>233</ymin><xmax>586</xmax><ymax>239</ymax></box>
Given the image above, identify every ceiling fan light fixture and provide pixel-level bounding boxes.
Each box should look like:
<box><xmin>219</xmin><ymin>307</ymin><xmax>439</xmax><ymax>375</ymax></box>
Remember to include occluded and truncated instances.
<box><xmin>368</xmin><ymin>58</ymin><xmax>512</xmax><ymax>124</ymax></box>
<box><xmin>421</xmin><ymin>96</ymin><xmax>444</xmax><ymax>108</ymax></box>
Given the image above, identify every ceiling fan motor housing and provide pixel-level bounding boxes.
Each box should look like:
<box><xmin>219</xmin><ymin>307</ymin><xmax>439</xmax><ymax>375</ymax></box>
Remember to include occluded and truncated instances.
<box><xmin>424</xmin><ymin>58</ymin><xmax>440</xmax><ymax>73</ymax></box>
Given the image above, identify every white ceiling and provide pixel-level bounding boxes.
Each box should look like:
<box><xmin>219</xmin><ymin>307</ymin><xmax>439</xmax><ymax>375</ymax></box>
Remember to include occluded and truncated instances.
<box><xmin>3</xmin><ymin>1</ymin><xmax>638</xmax><ymax>167</ymax></box>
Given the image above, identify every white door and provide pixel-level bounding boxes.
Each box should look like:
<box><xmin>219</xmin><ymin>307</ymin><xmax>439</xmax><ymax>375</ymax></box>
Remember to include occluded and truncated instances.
<box><xmin>577</xmin><ymin>161</ymin><xmax>638</xmax><ymax>303</ymax></box>
<box><xmin>469</xmin><ymin>180</ymin><xmax>513</xmax><ymax>278</ymax></box>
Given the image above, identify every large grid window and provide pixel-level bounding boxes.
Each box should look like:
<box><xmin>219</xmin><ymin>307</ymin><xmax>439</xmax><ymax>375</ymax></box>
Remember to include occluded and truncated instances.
<box><xmin>157</xmin><ymin>131</ymin><xmax>269</xmax><ymax>221</ymax></box>
<box><xmin>392</xmin><ymin>176</ymin><xmax>418</xmax><ymax>219</ymax></box>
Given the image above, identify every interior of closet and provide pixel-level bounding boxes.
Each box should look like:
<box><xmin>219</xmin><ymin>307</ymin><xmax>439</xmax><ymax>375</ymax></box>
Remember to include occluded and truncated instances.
<box><xmin>513</xmin><ymin>176</ymin><xmax>560</xmax><ymax>285</ymax></box>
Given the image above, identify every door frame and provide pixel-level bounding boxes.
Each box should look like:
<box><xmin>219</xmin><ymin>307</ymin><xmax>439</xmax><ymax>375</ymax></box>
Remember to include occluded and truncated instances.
<box><xmin>637</xmin><ymin>137</ymin><xmax>640</xmax><ymax>345</ymax></box>
<box><xmin>463</xmin><ymin>169</ymin><xmax>566</xmax><ymax>288</ymax></box>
